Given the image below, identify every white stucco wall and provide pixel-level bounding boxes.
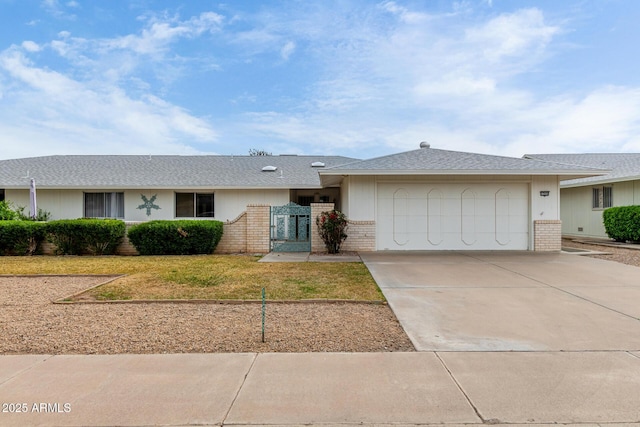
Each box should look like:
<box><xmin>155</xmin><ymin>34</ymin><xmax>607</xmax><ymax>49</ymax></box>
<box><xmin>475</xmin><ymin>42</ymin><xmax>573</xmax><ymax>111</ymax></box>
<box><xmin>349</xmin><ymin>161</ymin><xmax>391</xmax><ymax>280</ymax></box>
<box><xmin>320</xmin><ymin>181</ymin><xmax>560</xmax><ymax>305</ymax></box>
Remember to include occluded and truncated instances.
<box><xmin>530</xmin><ymin>176</ymin><xmax>560</xmax><ymax>222</ymax></box>
<box><xmin>6</xmin><ymin>189</ymin><xmax>83</xmax><ymax>219</ymax></box>
<box><xmin>341</xmin><ymin>175</ymin><xmax>376</xmax><ymax>221</ymax></box>
<box><xmin>5</xmin><ymin>188</ymin><xmax>290</xmax><ymax>222</ymax></box>
<box><xmin>560</xmin><ymin>179</ymin><xmax>640</xmax><ymax>239</ymax></box>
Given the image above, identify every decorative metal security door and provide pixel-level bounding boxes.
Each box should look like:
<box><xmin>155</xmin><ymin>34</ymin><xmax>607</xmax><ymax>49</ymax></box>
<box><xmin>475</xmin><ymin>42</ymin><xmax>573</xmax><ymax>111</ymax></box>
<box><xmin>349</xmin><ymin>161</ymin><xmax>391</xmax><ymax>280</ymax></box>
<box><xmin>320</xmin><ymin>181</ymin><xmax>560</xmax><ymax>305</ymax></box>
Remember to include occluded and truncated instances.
<box><xmin>270</xmin><ymin>202</ymin><xmax>311</xmax><ymax>252</ymax></box>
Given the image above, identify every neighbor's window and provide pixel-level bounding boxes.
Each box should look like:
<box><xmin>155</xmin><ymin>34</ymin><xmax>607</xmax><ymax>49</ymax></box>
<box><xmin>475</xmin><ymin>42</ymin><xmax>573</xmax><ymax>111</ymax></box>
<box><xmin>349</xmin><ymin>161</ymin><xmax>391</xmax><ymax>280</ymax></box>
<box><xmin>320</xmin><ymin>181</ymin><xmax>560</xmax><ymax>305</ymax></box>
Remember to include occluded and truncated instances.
<box><xmin>175</xmin><ymin>193</ymin><xmax>214</xmax><ymax>218</ymax></box>
<box><xmin>84</xmin><ymin>192</ymin><xmax>124</xmax><ymax>218</ymax></box>
<box><xmin>592</xmin><ymin>186</ymin><xmax>613</xmax><ymax>209</ymax></box>
<box><xmin>0</xmin><ymin>189</ymin><xmax>5</xmax><ymax>202</ymax></box>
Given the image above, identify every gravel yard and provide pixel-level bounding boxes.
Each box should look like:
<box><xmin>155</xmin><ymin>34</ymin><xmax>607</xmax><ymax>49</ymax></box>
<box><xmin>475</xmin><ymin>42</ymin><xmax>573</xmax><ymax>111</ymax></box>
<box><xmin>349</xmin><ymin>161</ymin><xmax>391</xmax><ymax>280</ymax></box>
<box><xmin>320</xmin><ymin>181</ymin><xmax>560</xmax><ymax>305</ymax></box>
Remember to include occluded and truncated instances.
<box><xmin>0</xmin><ymin>276</ymin><xmax>414</xmax><ymax>354</ymax></box>
<box><xmin>562</xmin><ymin>238</ymin><xmax>640</xmax><ymax>267</ymax></box>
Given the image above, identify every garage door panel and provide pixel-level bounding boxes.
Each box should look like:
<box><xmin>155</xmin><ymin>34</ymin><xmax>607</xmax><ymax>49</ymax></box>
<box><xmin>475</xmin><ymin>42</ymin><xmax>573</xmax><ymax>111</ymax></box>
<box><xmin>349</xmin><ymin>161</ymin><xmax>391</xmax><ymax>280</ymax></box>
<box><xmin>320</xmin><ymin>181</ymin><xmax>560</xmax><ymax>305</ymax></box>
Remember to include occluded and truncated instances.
<box><xmin>509</xmin><ymin>200</ymin><xmax>529</xmax><ymax>216</ymax></box>
<box><xmin>441</xmin><ymin>198</ymin><xmax>460</xmax><ymax>216</ymax></box>
<box><xmin>377</xmin><ymin>182</ymin><xmax>529</xmax><ymax>250</ymax></box>
<box><xmin>507</xmin><ymin>215</ymin><xmax>529</xmax><ymax>230</ymax></box>
<box><xmin>475</xmin><ymin>215</ymin><xmax>496</xmax><ymax>233</ymax></box>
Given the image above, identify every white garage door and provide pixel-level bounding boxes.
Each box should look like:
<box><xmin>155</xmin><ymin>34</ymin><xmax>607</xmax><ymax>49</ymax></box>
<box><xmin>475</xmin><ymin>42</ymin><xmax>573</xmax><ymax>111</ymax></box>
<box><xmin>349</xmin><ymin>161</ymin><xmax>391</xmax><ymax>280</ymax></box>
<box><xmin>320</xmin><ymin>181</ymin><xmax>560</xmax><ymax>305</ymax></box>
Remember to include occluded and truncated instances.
<box><xmin>377</xmin><ymin>183</ymin><xmax>529</xmax><ymax>250</ymax></box>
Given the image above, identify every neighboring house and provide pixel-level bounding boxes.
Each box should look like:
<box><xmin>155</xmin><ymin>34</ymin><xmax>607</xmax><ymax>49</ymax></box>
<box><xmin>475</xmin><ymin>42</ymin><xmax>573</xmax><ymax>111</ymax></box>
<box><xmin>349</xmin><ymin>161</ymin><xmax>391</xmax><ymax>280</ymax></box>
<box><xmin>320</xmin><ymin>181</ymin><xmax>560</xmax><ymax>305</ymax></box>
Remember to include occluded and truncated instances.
<box><xmin>525</xmin><ymin>153</ymin><xmax>640</xmax><ymax>240</ymax></box>
<box><xmin>0</xmin><ymin>145</ymin><xmax>603</xmax><ymax>252</ymax></box>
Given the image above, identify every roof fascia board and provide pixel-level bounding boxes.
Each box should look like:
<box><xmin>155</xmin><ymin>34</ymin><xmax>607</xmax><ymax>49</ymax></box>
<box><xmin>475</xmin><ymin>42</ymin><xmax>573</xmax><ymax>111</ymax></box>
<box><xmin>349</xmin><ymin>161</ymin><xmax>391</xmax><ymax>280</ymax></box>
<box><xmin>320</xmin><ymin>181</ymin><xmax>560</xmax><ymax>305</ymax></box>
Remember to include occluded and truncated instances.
<box><xmin>318</xmin><ymin>169</ymin><xmax>608</xmax><ymax>177</ymax></box>
<box><xmin>4</xmin><ymin>185</ymin><xmax>324</xmax><ymax>190</ymax></box>
<box><xmin>560</xmin><ymin>175</ymin><xmax>640</xmax><ymax>188</ymax></box>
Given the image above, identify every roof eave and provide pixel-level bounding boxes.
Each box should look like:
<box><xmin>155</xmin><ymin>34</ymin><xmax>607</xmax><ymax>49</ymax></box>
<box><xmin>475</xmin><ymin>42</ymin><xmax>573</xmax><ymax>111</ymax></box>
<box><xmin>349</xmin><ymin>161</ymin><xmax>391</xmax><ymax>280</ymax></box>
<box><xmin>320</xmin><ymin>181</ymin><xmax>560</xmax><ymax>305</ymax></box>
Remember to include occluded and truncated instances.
<box><xmin>560</xmin><ymin>174</ymin><xmax>640</xmax><ymax>188</ymax></box>
<box><xmin>4</xmin><ymin>184</ymin><xmax>324</xmax><ymax>190</ymax></box>
<box><xmin>318</xmin><ymin>169</ymin><xmax>608</xmax><ymax>177</ymax></box>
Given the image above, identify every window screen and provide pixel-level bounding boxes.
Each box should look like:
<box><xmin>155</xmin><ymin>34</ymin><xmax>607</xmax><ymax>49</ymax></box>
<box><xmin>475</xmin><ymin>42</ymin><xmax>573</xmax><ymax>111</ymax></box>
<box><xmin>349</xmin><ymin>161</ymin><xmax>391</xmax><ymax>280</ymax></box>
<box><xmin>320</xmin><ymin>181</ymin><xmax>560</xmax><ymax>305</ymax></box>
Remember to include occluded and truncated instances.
<box><xmin>603</xmin><ymin>186</ymin><xmax>613</xmax><ymax>208</ymax></box>
<box><xmin>84</xmin><ymin>192</ymin><xmax>124</xmax><ymax>218</ymax></box>
<box><xmin>176</xmin><ymin>193</ymin><xmax>214</xmax><ymax>217</ymax></box>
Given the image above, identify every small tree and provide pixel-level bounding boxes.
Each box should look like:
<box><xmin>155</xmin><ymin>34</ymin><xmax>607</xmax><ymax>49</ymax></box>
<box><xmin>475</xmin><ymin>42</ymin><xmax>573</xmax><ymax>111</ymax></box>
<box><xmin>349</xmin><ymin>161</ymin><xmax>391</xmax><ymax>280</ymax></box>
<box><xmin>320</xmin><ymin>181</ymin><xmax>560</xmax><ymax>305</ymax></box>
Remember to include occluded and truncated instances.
<box><xmin>316</xmin><ymin>210</ymin><xmax>348</xmax><ymax>254</ymax></box>
<box><xmin>248</xmin><ymin>148</ymin><xmax>272</xmax><ymax>156</ymax></box>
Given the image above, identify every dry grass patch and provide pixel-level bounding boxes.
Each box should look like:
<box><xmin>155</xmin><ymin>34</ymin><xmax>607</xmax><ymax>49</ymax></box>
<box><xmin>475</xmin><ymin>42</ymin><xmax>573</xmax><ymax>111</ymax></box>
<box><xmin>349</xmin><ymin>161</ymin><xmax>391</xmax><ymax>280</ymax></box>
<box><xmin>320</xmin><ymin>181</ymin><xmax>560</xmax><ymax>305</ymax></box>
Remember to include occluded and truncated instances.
<box><xmin>0</xmin><ymin>255</ymin><xmax>383</xmax><ymax>301</ymax></box>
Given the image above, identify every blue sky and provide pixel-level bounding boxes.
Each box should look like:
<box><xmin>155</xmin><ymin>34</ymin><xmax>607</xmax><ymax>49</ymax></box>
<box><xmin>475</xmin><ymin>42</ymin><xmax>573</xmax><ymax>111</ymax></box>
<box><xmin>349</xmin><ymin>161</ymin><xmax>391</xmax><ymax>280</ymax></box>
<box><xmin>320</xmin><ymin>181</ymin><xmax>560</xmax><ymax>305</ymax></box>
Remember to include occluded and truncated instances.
<box><xmin>1</xmin><ymin>0</ymin><xmax>639</xmax><ymax>160</ymax></box>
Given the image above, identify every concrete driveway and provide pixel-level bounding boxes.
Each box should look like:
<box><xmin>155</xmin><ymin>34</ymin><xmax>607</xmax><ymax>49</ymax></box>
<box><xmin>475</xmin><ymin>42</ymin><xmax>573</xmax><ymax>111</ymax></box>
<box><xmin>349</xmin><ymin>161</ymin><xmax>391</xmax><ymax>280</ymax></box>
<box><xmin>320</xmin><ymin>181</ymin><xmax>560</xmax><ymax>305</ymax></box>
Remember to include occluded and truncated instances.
<box><xmin>360</xmin><ymin>251</ymin><xmax>640</xmax><ymax>351</ymax></box>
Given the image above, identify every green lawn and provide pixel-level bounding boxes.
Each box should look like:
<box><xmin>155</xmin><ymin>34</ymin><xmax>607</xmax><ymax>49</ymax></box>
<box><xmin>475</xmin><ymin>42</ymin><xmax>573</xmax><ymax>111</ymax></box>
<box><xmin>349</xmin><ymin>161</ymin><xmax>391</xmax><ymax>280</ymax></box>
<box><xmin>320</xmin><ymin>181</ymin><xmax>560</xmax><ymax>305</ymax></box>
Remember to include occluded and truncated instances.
<box><xmin>0</xmin><ymin>255</ymin><xmax>384</xmax><ymax>301</ymax></box>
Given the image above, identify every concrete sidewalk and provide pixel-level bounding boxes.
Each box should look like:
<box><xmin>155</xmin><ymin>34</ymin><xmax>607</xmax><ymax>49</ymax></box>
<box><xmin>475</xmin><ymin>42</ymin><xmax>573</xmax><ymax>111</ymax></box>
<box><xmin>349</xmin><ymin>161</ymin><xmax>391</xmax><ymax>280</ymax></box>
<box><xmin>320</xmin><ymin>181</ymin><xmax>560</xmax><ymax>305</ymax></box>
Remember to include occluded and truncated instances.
<box><xmin>1</xmin><ymin>352</ymin><xmax>639</xmax><ymax>426</ymax></box>
<box><xmin>259</xmin><ymin>251</ymin><xmax>362</xmax><ymax>262</ymax></box>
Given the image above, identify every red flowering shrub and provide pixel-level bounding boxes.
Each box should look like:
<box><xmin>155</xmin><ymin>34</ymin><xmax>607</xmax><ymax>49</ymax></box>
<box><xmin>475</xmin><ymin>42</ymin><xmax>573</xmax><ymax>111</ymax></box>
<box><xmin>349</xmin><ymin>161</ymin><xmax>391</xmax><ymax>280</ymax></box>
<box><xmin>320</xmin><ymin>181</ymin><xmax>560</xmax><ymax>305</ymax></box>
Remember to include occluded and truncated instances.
<box><xmin>316</xmin><ymin>210</ymin><xmax>348</xmax><ymax>254</ymax></box>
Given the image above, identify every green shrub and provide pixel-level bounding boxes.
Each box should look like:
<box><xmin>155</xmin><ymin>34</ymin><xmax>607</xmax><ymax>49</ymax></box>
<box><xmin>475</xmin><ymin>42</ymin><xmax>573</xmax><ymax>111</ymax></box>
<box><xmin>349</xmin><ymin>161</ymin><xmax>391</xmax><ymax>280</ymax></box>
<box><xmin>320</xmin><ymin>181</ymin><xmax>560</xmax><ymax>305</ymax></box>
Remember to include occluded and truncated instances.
<box><xmin>82</xmin><ymin>219</ymin><xmax>126</xmax><ymax>255</ymax></box>
<box><xmin>603</xmin><ymin>205</ymin><xmax>640</xmax><ymax>242</ymax></box>
<box><xmin>316</xmin><ymin>210</ymin><xmax>348</xmax><ymax>254</ymax></box>
<box><xmin>46</xmin><ymin>219</ymin><xmax>126</xmax><ymax>255</ymax></box>
<box><xmin>0</xmin><ymin>201</ymin><xmax>51</xmax><ymax>221</ymax></box>
<box><xmin>0</xmin><ymin>201</ymin><xmax>19</xmax><ymax>221</ymax></box>
<box><xmin>0</xmin><ymin>221</ymin><xmax>47</xmax><ymax>255</ymax></box>
<box><xmin>127</xmin><ymin>220</ymin><xmax>224</xmax><ymax>255</ymax></box>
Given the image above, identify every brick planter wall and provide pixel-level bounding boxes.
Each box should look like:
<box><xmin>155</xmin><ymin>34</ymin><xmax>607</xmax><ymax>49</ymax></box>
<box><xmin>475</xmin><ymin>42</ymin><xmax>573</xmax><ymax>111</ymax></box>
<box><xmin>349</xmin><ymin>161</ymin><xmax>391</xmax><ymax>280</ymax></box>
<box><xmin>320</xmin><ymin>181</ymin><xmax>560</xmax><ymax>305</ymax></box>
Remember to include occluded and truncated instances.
<box><xmin>215</xmin><ymin>212</ymin><xmax>247</xmax><ymax>253</ymax></box>
<box><xmin>115</xmin><ymin>222</ymin><xmax>140</xmax><ymax>255</ymax></box>
<box><xmin>246</xmin><ymin>204</ymin><xmax>271</xmax><ymax>254</ymax></box>
<box><xmin>534</xmin><ymin>220</ymin><xmax>562</xmax><ymax>251</ymax></box>
<box><xmin>341</xmin><ymin>220</ymin><xmax>376</xmax><ymax>252</ymax></box>
<box><xmin>310</xmin><ymin>203</ymin><xmax>335</xmax><ymax>253</ymax></box>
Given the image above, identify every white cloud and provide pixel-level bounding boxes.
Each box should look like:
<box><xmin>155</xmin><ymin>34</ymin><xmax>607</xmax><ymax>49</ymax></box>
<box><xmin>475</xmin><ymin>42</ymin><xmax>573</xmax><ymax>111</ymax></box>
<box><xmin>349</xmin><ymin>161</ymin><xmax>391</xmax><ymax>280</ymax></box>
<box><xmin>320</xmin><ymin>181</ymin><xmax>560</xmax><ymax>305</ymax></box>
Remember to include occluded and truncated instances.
<box><xmin>503</xmin><ymin>86</ymin><xmax>640</xmax><ymax>155</ymax></box>
<box><xmin>21</xmin><ymin>41</ymin><xmax>41</xmax><ymax>52</ymax></box>
<box><xmin>464</xmin><ymin>8</ymin><xmax>559</xmax><ymax>64</ymax></box>
<box><xmin>378</xmin><ymin>1</ymin><xmax>431</xmax><ymax>24</ymax></box>
<box><xmin>0</xmin><ymin>47</ymin><xmax>217</xmax><ymax>157</ymax></box>
<box><xmin>103</xmin><ymin>12</ymin><xmax>224</xmax><ymax>56</ymax></box>
<box><xmin>41</xmin><ymin>0</ymin><xmax>77</xmax><ymax>20</ymax></box>
<box><xmin>280</xmin><ymin>41</ymin><xmax>296</xmax><ymax>60</ymax></box>
<box><xmin>232</xmin><ymin>3</ymin><xmax>640</xmax><ymax>158</ymax></box>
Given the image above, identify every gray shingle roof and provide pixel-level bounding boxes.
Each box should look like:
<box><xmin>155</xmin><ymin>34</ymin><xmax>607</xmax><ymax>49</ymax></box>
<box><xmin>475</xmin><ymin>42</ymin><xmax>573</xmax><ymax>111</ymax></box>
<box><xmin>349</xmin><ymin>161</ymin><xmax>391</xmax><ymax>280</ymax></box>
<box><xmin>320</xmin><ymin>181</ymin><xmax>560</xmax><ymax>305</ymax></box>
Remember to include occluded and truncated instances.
<box><xmin>321</xmin><ymin>148</ymin><xmax>606</xmax><ymax>175</ymax></box>
<box><xmin>524</xmin><ymin>153</ymin><xmax>640</xmax><ymax>186</ymax></box>
<box><xmin>0</xmin><ymin>155</ymin><xmax>358</xmax><ymax>189</ymax></box>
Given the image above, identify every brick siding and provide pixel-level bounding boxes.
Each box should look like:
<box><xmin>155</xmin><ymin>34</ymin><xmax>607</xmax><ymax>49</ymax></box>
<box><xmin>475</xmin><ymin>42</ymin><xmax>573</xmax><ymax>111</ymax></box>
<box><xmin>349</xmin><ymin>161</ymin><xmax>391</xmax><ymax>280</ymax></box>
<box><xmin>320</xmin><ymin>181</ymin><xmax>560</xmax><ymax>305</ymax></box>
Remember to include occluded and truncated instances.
<box><xmin>341</xmin><ymin>220</ymin><xmax>376</xmax><ymax>252</ymax></box>
<box><xmin>534</xmin><ymin>220</ymin><xmax>562</xmax><ymax>252</ymax></box>
<box><xmin>310</xmin><ymin>203</ymin><xmax>335</xmax><ymax>253</ymax></box>
<box><xmin>215</xmin><ymin>212</ymin><xmax>247</xmax><ymax>253</ymax></box>
<box><xmin>245</xmin><ymin>204</ymin><xmax>271</xmax><ymax>254</ymax></box>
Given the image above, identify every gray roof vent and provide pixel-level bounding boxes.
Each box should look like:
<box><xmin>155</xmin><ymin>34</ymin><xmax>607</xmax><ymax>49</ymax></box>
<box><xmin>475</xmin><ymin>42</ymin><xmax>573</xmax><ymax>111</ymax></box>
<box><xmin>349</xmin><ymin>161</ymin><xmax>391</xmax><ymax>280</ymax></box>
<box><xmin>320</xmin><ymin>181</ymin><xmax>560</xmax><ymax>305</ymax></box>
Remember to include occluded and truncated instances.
<box><xmin>261</xmin><ymin>165</ymin><xmax>278</xmax><ymax>172</ymax></box>
<box><xmin>311</xmin><ymin>161</ymin><xmax>325</xmax><ymax>168</ymax></box>
<box><xmin>420</xmin><ymin>141</ymin><xmax>431</xmax><ymax>149</ymax></box>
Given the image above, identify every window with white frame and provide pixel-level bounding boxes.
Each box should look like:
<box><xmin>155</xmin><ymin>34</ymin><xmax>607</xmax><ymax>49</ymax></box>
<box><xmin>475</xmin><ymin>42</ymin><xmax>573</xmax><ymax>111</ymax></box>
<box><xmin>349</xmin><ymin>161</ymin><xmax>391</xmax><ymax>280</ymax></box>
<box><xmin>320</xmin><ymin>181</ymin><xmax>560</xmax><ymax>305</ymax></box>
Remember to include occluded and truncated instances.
<box><xmin>84</xmin><ymin>192</ymin><xmax>124</xmax><ymax>218</ymax></box>
<box><xmin>592</xmin><ymin>186</ymin><xmax>613</xmax><ymax>209</ymax></box>
<box><xmin>175</xmin><ymin>192</ymin><xmax>214</xmax><ymax>218</ymax></box>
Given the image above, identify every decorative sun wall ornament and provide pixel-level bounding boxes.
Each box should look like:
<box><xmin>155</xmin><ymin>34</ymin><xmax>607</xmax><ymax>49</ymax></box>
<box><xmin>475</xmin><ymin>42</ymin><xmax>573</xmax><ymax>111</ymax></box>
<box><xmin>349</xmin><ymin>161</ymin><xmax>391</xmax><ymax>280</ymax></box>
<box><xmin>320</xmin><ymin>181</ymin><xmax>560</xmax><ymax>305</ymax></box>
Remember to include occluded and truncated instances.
<box><xmin>137</xmin><ymin>194</ymin><xmax>161</xmax><ymax>216</ymax></box>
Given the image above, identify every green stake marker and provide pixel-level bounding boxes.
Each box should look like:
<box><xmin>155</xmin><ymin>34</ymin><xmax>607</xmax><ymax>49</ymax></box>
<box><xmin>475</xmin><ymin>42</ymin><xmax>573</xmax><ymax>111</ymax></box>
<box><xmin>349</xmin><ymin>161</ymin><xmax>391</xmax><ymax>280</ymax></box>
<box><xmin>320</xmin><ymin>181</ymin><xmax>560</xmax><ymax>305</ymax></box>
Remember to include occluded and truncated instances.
<box><xmin>261</xmin><ymin>287</ymin><xmax>266</xmax><ymax>343</ymax></box>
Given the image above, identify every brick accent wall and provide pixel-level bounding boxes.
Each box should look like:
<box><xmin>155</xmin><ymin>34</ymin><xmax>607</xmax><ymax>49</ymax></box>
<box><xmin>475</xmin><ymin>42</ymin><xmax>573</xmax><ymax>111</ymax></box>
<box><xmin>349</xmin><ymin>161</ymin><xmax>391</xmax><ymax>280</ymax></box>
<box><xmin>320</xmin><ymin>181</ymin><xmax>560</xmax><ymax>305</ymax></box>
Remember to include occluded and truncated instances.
<box><xmin>310</xmin><ymin>202</ymin><xmax>335</xmax><ymax>253</ymax></box>
<box><xmin>534</xmin><ymin>220</ymin><xmax>562</xmax><ymax>252</ymax></box>
<box><xmin>115</xmin><ymin>222</ymin><xmax>140</xmax><ymax>255</ymax></box>
<box><xmin>341</xmin><ymin>220</ymin><xmax>376</xmax><ymax>252</ymax></box>
<box><xmin>246</xmin><ymin>204</ymin><xmax>271</xmax><ymax>254</ymax></box>
<box><xmin>215</xmin><ymin>212</ymin><xmax>247</xmax><ymax>253</ymax></box>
